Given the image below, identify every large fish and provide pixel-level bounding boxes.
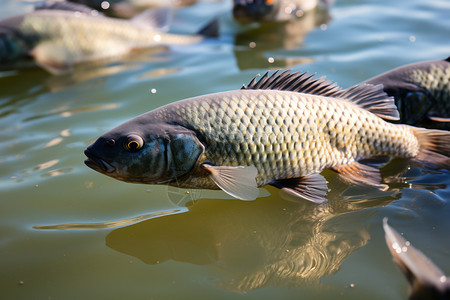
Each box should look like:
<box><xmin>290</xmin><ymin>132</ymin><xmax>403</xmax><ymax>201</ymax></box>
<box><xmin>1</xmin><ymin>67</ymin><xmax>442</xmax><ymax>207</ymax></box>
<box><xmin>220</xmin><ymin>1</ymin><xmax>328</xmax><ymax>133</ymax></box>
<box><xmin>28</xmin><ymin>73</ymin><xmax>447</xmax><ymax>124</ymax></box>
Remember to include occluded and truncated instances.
<box><xmin>0</xmin><ymin>4</ymin><xmax>216</xmax><ymax>74</ymax></box>
<box><xmin>84</xmin><ymin>71</ymin><xmax>450</xmax><ymax>203</ymax></box>
<box><xmin>364</xmin><ymin>57</ymin><xmax>450</xmax><ymax>130</ymax></box>
<box><xmin>383</xmin><ymin>219</ymin><xmax>450</xmax><ymax>300</ymax></box>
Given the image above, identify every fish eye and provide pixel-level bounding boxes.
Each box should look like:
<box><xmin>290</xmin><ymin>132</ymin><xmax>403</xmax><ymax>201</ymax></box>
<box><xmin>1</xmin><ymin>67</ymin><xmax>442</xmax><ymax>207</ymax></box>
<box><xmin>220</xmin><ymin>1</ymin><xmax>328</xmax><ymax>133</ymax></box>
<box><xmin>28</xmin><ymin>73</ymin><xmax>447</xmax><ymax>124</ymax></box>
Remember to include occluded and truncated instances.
<box><xmin>123</xmin><ymin>135</ymin><xmax>144</xmax><ymax>152</ymax></box>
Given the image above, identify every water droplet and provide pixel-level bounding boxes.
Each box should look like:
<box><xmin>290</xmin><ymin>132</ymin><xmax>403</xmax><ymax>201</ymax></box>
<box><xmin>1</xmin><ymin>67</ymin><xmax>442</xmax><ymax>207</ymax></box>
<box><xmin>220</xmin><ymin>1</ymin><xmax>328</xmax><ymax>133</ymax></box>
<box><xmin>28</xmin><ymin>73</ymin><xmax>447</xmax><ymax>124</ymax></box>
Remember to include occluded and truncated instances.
<box><xmin>101</xmin><ymin>1</ymin><xmax>110</xmax><ymax>9</ymax></box>
<box><xmin>150</xmin><ymin>88</ymin><xmax>157</xmax><ymax>94</ymax></box>
<box><xmin>268</xmin><ymin>57</ymin><xmax>275</xmax><ymax>63</ymax></box>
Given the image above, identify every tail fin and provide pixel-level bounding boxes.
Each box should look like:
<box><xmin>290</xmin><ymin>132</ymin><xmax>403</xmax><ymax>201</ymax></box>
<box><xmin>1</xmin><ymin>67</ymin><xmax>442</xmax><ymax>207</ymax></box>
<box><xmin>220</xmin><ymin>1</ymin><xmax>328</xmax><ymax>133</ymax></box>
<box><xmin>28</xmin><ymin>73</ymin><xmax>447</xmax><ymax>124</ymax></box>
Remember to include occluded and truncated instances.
<box><xmin>412</xmin><ymin>127</ymin><xmax>450</xmax><ymax>168</ymax></box>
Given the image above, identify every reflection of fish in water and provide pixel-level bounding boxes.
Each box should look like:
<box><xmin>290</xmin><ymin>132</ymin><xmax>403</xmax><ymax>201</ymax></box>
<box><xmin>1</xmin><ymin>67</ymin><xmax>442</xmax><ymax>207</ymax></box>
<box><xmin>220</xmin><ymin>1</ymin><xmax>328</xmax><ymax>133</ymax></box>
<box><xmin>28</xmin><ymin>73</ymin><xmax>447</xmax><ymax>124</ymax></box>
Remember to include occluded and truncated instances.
<box><xmin>233</xmin><ymin>0</ymin><xmax>330</xmax><ymax>22</ymax></box>
<box><xmin>0</xmin><ymin>4</ymin><xmax>217</xmax><ymax>74</ymax></box>
<box><xmin>105</xmin><ymin>195</ymin><xmax>371</xmax><ymax>292</ymax></box>
<box><xmin>233</xmin><ymin>7</ymin><xmax>330</xmax><ymax>70</ymax></box>
<box><xmin>364</xmin><ymin>57</ymin><xmax>450</xmax><ymax>130</ymax></box>
<box><xmin>383</xmin><ymin>219</ymin><xmax>450</xmax><ymax>300</ymax></box>
<box><xmin>84</xmin><ymin>71</ymin><xmax>450</xmax><ymax>204</ymax></box>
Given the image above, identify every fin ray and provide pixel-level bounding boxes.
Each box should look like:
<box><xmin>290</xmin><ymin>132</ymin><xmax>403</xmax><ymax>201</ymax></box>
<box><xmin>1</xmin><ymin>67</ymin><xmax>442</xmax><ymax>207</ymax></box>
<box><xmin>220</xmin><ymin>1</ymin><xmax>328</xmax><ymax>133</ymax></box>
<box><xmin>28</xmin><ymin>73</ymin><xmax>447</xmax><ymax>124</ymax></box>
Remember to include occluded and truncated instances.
<box><xmin>202</xmin><ymin>164</ymin><xmax>259</xmax><ymax>200</ymax></box>
<box><xmin>333</xmin><ymin>161</ymin><xmax>388</xmax><ymax>190</ymax></box>
<box><xmin>270</xmin><ymin>174</ymin><xmax>328</xmax><ymax>204</ymax></box>
<box><xmin>242</xmin><ymin>70</ymin><xmax>399</xmax><ymax>121</ymax></box>
<box><xmin>412</xmin><ymin>127</ymin><xmax>450</xmax><ymax>168</ymax></box>
<box><xmin>337</xmin><ymin>83</ymin><xmax>400</xmax><ymax>120</ymax></box>
<box><xmin>242</xmin><ymin>70</ymin><xmax>342</xmax><ymax>97</ymax></box>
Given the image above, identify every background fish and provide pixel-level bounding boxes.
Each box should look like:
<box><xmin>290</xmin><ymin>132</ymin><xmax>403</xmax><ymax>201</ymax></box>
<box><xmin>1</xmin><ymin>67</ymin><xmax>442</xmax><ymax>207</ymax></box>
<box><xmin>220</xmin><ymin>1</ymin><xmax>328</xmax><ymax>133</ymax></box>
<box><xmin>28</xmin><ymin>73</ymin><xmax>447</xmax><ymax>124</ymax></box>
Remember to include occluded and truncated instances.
<box><xmin>0</xmin><ymin>4</ymin><xmax>216</xmax><ymax>74</ymax></box>
<box><xmin>364</xmin><ymin>57</ymin><xmax>450</xmax><ymax>130</ymax></box>
<box><xmin>66</xmin><ymin>0</ymin><xmax>198</xmax><ymax>18</ymax></box>
<box><xmin>84</xmin><ymin>71</ymin><xmax>450</xmax><ymax>203</ymax></box>
<box><xmin>383</xmin><ymin>219</ymin><xmax>450</xmax><ymax>300</ymax></box>
<box><xmin>233</xmin><ymin>0</ymin><xmax>330</xmax><ymax>22</ymax></box>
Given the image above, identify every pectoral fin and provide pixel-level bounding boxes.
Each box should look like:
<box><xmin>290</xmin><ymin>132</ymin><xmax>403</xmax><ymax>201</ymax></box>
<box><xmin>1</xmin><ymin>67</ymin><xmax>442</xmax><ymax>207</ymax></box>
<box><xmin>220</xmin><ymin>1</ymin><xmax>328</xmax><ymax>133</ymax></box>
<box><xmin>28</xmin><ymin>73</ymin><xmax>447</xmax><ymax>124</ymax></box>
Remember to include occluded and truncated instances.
<box><xmin>270</xmin><ymin>174</ymin><xmax>328</xmax><ymax>204</ymax></box>
<box><xmin>31</xmin><ymin>43</ymin><xmax>73</xmax><ymax>75</ymax></box>
<box><xmin>332</xmin><ymin>161</ymin><xmax>388</xmax><ymax>190</ymax></box>
<box><xmin>428</xmin><ymin>115</ymin><xmax>450</xmax><ymax>122</ymax></box>
<box><xmin>202</xmin><ymin>164</ymin><xmax>259</xmax><ymax>200</ymax></box>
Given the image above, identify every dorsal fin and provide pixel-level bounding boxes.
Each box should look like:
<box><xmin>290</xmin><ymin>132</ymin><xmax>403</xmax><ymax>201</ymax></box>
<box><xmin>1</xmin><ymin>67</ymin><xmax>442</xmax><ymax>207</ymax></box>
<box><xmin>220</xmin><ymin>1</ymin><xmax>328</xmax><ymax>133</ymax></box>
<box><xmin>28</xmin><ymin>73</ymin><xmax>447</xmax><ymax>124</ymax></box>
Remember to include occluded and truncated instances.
<box><xmin>131</xmin><ymin>7</ymin><xmax>172</xmax><ymax>31</ymax></box>
<box><xmin>242</xmin><ymin>70</ymin><xmax>342</xmax><ymax>97</ymax></box>
<box><xmin>337</xmin><ymin>83</ymin><xmax>400</xmax><ymax>120</ymax></box>
<box><xmin>242</xmin><ymin>70</ymin><xmax>400</xmax><ymax>121</ymax></box>
<box><xmin>36</xmin><ymin>2</ymin><xmax>102</xmax><ymax>16</ymax></box>
<box><xmin>445</xmin><ymin>56</ymin><xmax>450</xmax><ymax>63</ymax></box>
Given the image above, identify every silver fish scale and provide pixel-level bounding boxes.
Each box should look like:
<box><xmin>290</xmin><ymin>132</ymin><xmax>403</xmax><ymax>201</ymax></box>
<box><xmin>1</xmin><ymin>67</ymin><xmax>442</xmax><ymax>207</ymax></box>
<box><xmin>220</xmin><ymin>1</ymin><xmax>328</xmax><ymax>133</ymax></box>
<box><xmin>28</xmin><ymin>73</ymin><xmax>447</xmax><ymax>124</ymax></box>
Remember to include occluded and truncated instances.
<box><xmin>164</xmin><ymin>89</ymin><xmax>419</xmax><ymax>187</ymax></box>
<box><xmin>409</xmin><ymin>65</ymin><xmax>450</xmax><ymax>114</ymax></box>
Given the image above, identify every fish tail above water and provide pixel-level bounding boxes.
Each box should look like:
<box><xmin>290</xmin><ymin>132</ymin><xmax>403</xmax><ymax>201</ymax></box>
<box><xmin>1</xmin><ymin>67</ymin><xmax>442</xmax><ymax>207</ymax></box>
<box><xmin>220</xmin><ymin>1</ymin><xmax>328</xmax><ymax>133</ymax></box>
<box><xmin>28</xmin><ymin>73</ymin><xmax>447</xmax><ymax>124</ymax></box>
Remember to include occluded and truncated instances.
<box><xmin>411</xmin><ymin>127</ymin><xmax>450</xmax><ymax>168</ymax></box>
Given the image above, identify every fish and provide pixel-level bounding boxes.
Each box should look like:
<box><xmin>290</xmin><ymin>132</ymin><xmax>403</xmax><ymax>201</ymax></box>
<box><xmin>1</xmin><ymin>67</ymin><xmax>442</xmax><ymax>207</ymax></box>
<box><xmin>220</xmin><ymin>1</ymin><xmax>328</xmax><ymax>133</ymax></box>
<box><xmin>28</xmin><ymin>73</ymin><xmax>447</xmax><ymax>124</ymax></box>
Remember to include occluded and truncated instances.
<box><xmin>364</xmin><ymin>57</ymin><xmax>450</xmax><ymax>130</ymax></box>
<box><xmin>66</xmin><ymin>0</ymin><xmax>199</xmax><ymax>18</ymax></box>
<box><xmin>84</xmin><ymin>70</ymin><xmax>450</xmax><ymax>203</ymax></box>
<box><xmin>233</xmin><ymin>0</ymin><xmax>330</xmax><ymax>22</ymax></box>
<box><xmin>383</xmin><ymin>218</ymin><xmax>450</xmax><ymax>300</ymax></box>
<box><xmin>0</xmin><ymin>4</ymin><xmax>217</xmax><ymax>74</ymax></box>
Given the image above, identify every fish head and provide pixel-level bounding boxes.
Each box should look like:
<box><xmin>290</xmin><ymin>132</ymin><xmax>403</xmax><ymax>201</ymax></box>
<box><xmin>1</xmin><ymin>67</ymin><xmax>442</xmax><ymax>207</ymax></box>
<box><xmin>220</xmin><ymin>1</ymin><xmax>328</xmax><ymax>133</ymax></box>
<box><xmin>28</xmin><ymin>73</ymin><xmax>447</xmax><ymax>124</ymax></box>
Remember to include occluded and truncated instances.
<box><xmin>233</xmin><ymin>0</ymin><xmax>279</xmax><ymax>22</ymax></box>
<box><xmin>84</xmin><ymin>122</ymin><xmax>204</xmax><ymax>184</ymax></box>
<box><xmin>396</xmin><ymin>91</ymin><xmax>433</xmax><ymax>125</ymax></box>
<box><xmin>0</xmin><ymin>16</ymin><xmax>32</xmax><ymax>62</ymax></box>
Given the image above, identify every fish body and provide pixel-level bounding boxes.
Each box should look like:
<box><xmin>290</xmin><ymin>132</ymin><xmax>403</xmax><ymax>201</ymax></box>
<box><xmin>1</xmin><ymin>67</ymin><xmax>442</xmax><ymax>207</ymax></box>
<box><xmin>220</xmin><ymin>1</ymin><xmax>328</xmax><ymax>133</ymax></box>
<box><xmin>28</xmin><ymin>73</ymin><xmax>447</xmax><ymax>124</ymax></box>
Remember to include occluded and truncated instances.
<box><xmin>84</xmin><ymin>71</ymin><xmax>450</xmax><ymax>203</ymax></box>
<box><xmin>0</xmin><ymin>7</ymin><xmax>206</xmax><ymax>74</ymax></box>
<box><xmin>233</xmin><ymin>0</ymin><xmax>328</xmax><ymax>22</ymax></box>
<box><xmin>383</xmin><ymin>219</ymin><xmax>450</xmax><ymax>300</ymax></box>
<box><xmin>364</xmin><ymin>57</ymin><xmax>450</xmax><ymax>129</ymax></box>
<box><xmin>67</xmin><ymin>0</ymin><xmax>198</xmax><ymax>18</ymax></box>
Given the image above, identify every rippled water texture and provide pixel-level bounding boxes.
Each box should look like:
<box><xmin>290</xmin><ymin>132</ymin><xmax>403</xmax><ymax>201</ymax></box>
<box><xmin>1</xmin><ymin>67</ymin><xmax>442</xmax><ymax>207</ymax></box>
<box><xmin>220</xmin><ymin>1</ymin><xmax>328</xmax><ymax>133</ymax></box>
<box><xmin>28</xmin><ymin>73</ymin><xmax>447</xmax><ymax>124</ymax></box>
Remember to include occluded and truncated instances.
<box><xmin>1</xmin><ymin>0</ymin><xmax>449</xmax><ymax>299</ymax></box>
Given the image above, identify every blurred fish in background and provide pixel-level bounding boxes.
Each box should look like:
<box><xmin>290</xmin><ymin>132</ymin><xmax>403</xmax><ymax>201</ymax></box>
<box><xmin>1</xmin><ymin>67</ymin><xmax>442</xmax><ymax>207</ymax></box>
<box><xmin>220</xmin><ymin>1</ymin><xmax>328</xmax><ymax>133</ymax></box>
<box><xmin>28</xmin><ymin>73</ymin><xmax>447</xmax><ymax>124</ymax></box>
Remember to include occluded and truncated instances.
<box><xmin>0</xmin><ymin>2</ymin><xmax>217</xmax><ymax>74</ymax></box>
<box><xmin>232</xmin><ymin>9</ymin><xmax>330</xmax><ymax>70</ymax></box>
<box><xmin>230</xmin><ymin>0</ymin><xmax>331</xmax><ymax>70</ymax></box>
<box><xmin>233</xmin><ymin>0</ymin><xmax>331</xmax><ymax>22</ymax></box>
<box><xmin>383</xmin><ymin>219</ymin><xmax>450</xmax><ymax>300</ymax></box>
<box><xmin>65</xmin><ymin>0</ymin><xmax>199</xmax><ymax>18</ymax></box>
<box><xmin>364</xmin><ymin>57</ymin><xmax>450</xmax><ymax>130</ymax></box>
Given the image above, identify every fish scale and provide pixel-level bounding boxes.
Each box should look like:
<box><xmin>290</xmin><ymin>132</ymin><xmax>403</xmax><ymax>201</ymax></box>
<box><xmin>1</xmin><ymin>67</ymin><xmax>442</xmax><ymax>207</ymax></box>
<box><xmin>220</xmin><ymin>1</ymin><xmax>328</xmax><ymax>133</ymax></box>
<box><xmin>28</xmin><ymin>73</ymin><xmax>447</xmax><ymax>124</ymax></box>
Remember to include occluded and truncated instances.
<box><xmin>409</xmin><ymin>65</ymin><xmax>450</xmax><ymax>115</ymax></box>
<box><xmin>161</xmin><ymin>89</ymin><xmax>418</xmax><ymax>187</ymax></box>
<box><xmin>84</xmin><ymin>71</ymin><xmax>450</xmax><ymax>203</ymax></box>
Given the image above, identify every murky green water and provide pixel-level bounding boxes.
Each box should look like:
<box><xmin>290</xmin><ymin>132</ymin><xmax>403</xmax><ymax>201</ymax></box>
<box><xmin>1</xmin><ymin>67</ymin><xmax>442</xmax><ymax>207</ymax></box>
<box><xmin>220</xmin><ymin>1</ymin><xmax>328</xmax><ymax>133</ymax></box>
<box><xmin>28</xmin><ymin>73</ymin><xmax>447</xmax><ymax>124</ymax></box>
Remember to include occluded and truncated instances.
<box><xmin>1</xmin><ymin>0</ymin><xmax>450</xmax><ymax>299</ymax></box>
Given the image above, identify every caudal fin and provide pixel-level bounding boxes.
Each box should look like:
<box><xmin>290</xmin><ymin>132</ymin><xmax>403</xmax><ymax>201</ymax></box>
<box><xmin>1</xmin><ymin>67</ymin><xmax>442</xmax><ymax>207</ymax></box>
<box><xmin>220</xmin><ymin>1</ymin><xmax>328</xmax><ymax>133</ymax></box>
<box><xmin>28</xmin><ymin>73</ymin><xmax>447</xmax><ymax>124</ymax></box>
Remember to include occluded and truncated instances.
<box><xmin>412</xmin><ymin>127</ymin><xmax>450</xmax><ymax>168</ymax></box>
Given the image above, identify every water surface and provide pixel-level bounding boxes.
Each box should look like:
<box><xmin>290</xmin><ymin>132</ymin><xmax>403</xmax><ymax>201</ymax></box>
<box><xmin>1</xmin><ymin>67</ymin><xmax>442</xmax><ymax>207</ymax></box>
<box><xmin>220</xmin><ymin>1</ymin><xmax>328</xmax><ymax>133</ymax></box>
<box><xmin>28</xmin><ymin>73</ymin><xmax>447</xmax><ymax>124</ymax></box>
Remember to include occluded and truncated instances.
<box><xmin>1</xmin><ymin>0</ymin><xmax>450</xmax><ymax>299</ymax></box>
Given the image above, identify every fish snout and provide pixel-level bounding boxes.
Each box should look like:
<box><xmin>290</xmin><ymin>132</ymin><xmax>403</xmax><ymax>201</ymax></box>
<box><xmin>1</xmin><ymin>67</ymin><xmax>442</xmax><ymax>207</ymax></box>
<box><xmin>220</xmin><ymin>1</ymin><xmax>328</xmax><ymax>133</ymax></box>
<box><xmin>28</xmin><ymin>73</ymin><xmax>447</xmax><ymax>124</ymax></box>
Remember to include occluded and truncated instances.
<box><xmin>84</xmin><ymin>149</ymin><xmax>116</xmax><ymax>173</ymax></box>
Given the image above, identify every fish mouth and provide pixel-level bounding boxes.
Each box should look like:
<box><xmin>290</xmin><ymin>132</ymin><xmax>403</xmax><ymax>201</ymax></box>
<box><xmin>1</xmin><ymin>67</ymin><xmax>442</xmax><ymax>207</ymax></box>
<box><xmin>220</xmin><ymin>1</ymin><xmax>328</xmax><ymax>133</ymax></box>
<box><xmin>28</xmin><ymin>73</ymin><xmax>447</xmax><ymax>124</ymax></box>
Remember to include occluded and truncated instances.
<box><xmin>84</xmin><ymin>149</ymin><xmax>116</xmax><ymax>173</ymax></box>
